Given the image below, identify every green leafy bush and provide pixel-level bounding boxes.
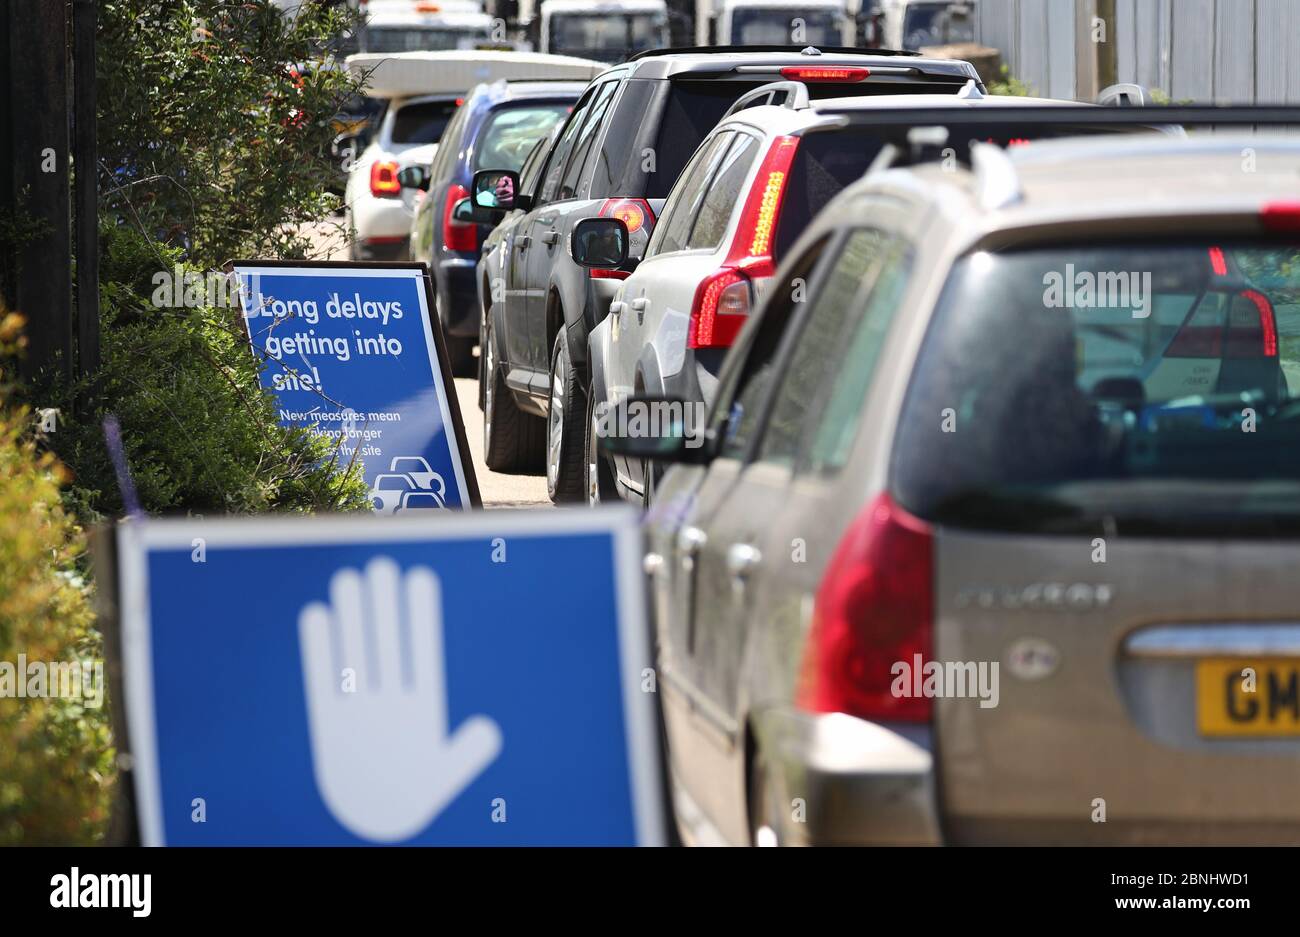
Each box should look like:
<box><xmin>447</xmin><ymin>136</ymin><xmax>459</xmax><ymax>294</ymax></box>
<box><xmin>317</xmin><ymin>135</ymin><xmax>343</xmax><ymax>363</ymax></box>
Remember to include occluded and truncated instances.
<box><xmin>47</xmin><ymin>225</ymin><xmax>370</xmax><ymax>522</ymax></box>
<box><xmin>0</xmin><ymin>312</ymin><xmax>114</xmax><ymax>845</ymax></box>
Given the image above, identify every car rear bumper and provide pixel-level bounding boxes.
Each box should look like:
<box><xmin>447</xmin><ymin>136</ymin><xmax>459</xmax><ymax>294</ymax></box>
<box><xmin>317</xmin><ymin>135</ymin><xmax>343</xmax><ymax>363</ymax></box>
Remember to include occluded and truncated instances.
<box><xmin>437</xmin><ymin>257</ymin><xmax>480</xmax><ymax>338</ymax></box>
<box><xmin>750</xmin><ymin>707</ymin><xmax>942</xmax><ymax>846</ymax></box>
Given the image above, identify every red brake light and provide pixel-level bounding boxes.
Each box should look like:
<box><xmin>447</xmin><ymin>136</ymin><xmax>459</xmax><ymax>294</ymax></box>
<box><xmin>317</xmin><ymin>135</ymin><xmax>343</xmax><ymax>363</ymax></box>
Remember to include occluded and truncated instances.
<box><xmin>779</xmin><ymin>66</ymin><xmax>870</xmax><ymax>82</ymax></box>
<box><xmin>687</xmin><ymin>268</ymin><xmax>751</xmax><ymax>348</ymax></box>
<box><xmin>1261</xmin><ymin>201</ymin><xmax>1300</xmax><ymax>232</ymax></box>
<box><xmin>370</xmin><ymin>161</ymin><xmax>401</xmax><ymax>197</ymax></box>
<box><xmin>442</xmin><ymin>183</ymin><xmax>476</xmax><ymax>253</ymax></box>
<box><xmin>1208</xmin><ymin>246</ymin><xmax>1228</xmax><ymax>276</ymax></box>
<box><xmin>728</xmin><ymin>135</ymin><xmax>799</xmax><ymax>277</ymax></box>
<box><xmin>1226</xmin><ymin>289</ymin><xmax>1278</xmax><ymax>358</ymax></box>
<box><xmin>796</xmin><ymin>493</ymin><xmax>933</xmax><ymax>723</ymax></box>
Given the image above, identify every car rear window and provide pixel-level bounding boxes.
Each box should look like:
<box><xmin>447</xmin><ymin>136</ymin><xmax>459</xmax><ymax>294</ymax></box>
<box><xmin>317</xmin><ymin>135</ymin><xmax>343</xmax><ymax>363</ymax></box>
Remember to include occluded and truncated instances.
<box><xmin>890</xmin><ymin>241</ymin><xmax>1300</xmax><ymax>536</ymax></box>
<box><xmin>391</xmin><ymin>100</ymin><xmax>460</xmax><ymax>145</ymax></box>
<box><xmin>775</xmin><ymin>124</ymin><xmax>1139</xmax><ymax>259</ymax></box>
<box><xmin>645</xmin><ymin>76</ymin><xmax>970</xmax><ymax>199</ymax></box>
<box><xmin>474</xmin><ymin>104</ymin><xmax>572</xmax><ymax>172</ymax></box>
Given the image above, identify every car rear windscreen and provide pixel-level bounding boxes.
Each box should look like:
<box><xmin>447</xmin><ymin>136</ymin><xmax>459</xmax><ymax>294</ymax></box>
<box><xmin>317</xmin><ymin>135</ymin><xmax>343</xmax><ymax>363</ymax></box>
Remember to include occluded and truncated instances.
<box><xmin>775</xmin><ymin>125</ymin><xmax>1143</xmax><ymax>259</ymax></box>
<box><xmin>890</xmin><ymin>241</ymin><xmax>1300</xmax><ymax>536</ymax></box>
<box><xmin>647</xmin><ymin>78</ymin><xmax>968</xmax><ymax>199</ymax></box>
<box><xmin>474</xmin><ymin>104</ymin><xmax>572</xmax><ymax>172</ymax></box>
<box><xmin>391</xmin><ymin>100</ymin><xmax>461</xmax><ymax>145</ymax></box>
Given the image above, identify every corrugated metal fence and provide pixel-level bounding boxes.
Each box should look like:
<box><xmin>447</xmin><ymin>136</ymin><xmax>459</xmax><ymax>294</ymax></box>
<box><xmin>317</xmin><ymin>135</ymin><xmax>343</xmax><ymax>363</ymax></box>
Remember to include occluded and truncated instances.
<box><xmin>975</xmin><ymin>0</ymin><xmax>1300</xmax><ymax>104</ymax></box>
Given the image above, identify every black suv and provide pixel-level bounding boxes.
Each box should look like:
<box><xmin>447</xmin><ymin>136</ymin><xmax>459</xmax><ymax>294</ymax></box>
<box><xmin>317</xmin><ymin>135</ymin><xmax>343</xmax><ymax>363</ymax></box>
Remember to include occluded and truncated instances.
<box><xmin>472</xmin><ymin>46</ymin><xmax>983</xmax><ymax>502</ymax></box>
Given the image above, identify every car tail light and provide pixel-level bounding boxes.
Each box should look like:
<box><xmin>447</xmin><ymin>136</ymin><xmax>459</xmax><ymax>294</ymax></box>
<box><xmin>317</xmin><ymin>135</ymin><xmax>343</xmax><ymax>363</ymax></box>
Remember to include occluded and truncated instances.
<box><xmin>601</xmin><ymin>198</ymin><xmax>652</xmax><ymax>234</ymax></box>
<box><xmin>370</xmin><ymin>161</ymin><xmax>401</xmax><ymax>197</ymax></box>
<box><xmin>729</xmin><ymin>135</ymin><xmax>799</xmax><ymax>276</ymax></box>
<box><xmin>684</xmin><ymin>136</ymin><xmax>800</xmax><ymax>349</ymax></box>
<box><xmin>1261</xmin><ymin>201</ymin><xmax>1300</xmax><ymax>232</ymax></box>
<box><xmin>687</xmin><ymin>268</ymin><xmax>751</xmax><ymax>348</ymax></box>
<box><xmin>796</xmin><ymin>494</ymin><xmax>934</xmax><ymax>723</ymax></box>
<box><xmin>1208</xmin><ymin>246</ymin><xmax>1228</xmax><ymax>276</ymax></box>
<box><xmin>588</xmin><ymin>198</ymin><xmax>656</xmax><ymax>281</ymax></box>
<box><xmin>780</xmin><ymin>66</ymin><xmax>870</xmax><ymax>82</ymax></box>
<box><xmin>1225</xmin><ymin>289</ymin><xmax>1278</xmax><ymax>358</ymax></box>
<box><xmin>442</xmin><ymin>183</ymin><xmax>476</xmax><ymax>253</ymax></box>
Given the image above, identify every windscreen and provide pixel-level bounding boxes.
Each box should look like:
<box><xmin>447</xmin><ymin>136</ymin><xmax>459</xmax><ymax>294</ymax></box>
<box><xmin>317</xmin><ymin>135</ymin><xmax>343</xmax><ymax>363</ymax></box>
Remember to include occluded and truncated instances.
<box><xmin>891</xmin><ymin>241</ymin><xmax>1300</xmax><ymax>536</ymax></box>
<box><xmin>902</xmin><ymin>2</ymin><xmax>976</xmax><ymax>50</ymax></box>
<box><xmin>730</xmin><ymin>9</ymin><xmax>839</xmax><ymax>45</ymax></box>
<box><xmin>549</xmin><ymin>13</ymin><xmax>665</xmax><ymax>59</ymax></box>
<box><xmin>473</xmin><ymin>104</ymin><xmax>572</xmax><ymax>172</ymax></box>
<box><xmin>390</xmin><ymin>100</ymin><xmax>460</xmax><ymax>145</ymax></box>
<box><xmin>362</xmin><ymin>26</ymin><xmax>490</xmax><ymax>53</ymax></box>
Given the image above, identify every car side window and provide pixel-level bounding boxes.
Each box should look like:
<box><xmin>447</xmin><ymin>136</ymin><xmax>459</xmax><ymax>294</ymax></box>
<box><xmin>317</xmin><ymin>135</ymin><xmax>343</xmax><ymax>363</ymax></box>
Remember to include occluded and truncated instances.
<box><xmin>711</xmin><ymin>236</ymin><xmax>832</xmax><ymax>460</ymax></box>
<box><xmin>518</xmin><ymin>135</ymin><xmax>549</xmax><ymax>196</ymax></box>
<box><xmin>559</xmin><ymin>80</ymin><xmax>619</xmax><ymax>200</ymax></box>
<box><xmin>647</xmin><ymin>132</ymin><xmax>732</xmax><ymax>258</ymax></box>
<box><xmin>537</xmin><ymin>87</ymin><xmax>596</xmax><ymax>205</ymax></box>
<box><xmin>799</xmin><ymin>237</ymin><xmax>915</xmax><ymax>474</ymax></box>
<box><xmin>686</xmin><ymin>133</ymin><xmax>759</xmax><ymax>252</ymax></box>
<box><xmin>431</xmin><ymin>101</ymin><xmax>470</xmax><ymax>179</ymax></box>
<box><xmin>754</xmin><ymin>228</ymin><xmax>893</xmax><ymax>468</ymax></box>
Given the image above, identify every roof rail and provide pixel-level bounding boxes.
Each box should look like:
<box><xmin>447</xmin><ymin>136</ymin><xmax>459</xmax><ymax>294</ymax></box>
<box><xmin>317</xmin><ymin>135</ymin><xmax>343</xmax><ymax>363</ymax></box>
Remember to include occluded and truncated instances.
<box><xmin>970</xmin><ymin>142</ymin><xmax>1022</xmax><ymax>210</ymax></box>
<box><xmin>626</xmin><ymin>44</ymin><xmax>922</xmax><ymax>62</ymax></box>
<box><xmin>721</xmin><ymin>81</ymin><xmax>810</xmax><ymax>119</ymax></box>
<box><xmin>1097</xmin><ymin>83</ymin><xmax>1152</xmax><ymax>107</ymax></box>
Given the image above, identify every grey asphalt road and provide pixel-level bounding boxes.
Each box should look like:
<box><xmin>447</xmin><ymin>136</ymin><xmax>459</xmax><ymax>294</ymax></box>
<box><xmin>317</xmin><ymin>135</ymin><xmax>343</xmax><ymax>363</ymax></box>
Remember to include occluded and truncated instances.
<box><xmin>302</xmin><ymin>215</ymin><xmax>550</xmax><ymax>509</ymax></box>
<box><xmin>453</xmin><ymin>375</ymin><xmax>551</xmax><ymax>509</ymax></box>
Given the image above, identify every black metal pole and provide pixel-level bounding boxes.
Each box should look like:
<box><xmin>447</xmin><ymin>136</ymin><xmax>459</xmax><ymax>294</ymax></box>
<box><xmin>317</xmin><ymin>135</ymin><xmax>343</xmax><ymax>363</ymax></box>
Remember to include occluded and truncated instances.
<box><xmin>73</xmin><ymin>0</ymin><xmax>99</xmax><ymax>381</ymax></box>
<box><xmin>7</xmin><ymin>0</ymin><xmax>73</xmax><ymax>384</ymax></box>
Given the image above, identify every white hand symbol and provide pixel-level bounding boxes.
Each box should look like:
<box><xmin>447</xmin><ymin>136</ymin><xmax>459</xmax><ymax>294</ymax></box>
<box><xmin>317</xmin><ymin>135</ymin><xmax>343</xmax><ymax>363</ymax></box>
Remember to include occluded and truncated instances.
<box><xmin>298</xmin><ymin>558</ymin><xmax>502</xmax><ymax>842</ymax></box>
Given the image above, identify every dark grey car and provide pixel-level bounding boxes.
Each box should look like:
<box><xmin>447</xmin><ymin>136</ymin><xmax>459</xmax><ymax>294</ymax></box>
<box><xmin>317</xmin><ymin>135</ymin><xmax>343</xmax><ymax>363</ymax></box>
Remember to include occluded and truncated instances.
<box><xmin>473</xmin><ymin>45</ymin><xmax>983</xmax><ymax>502</ymax></box>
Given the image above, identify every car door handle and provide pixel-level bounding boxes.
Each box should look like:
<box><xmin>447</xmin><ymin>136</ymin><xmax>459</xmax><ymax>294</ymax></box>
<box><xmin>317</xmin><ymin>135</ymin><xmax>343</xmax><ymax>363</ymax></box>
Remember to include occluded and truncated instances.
<box><xmin>542</xmin><ymin>230</ymin><xmax>560</xmax><ymax>246</ymax></box>
<box><xmin>516</xmin><ymin>235</ymin><xmax>530</xmax><ymax>250</ymax></box>
<box><xmin>726</xmin><ymin>543</ymin><xmax>762</xmax><ymax>579</ymax></box>
<box><xmin>676</xmin><ymin>526</ymin><xmax>707</xmax><ymax>566</ymax></box>
<box><xmin>631</xmin><ymin>298</ymin><xmax>650</xmax><ymax>311</ymax></box>
<box><xmin>609</xmin><ymin>300</ymin><xmax>628</xmax><ymax>317</ymax></box>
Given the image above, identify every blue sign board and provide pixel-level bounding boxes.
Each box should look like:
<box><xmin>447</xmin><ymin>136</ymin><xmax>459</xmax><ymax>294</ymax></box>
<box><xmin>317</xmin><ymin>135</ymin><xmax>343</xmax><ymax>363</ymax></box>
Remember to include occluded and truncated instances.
<box><xmin>117</xmin><ymin>509</ymin><xmax>667</xmax><ymax>845</ymax></box>
<box><xmin>235</xmin><ymin>262</ymin><xmax>478</xmax><ymax>511</ymax></box>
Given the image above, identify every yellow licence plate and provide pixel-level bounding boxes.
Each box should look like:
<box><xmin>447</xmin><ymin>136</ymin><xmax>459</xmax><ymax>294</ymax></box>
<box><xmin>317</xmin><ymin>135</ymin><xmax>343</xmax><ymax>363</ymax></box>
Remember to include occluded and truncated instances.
<box><xmin>1196</xmin><ymin>658</ymin><xmax>1300</xmax><ymax>737</ymax></box>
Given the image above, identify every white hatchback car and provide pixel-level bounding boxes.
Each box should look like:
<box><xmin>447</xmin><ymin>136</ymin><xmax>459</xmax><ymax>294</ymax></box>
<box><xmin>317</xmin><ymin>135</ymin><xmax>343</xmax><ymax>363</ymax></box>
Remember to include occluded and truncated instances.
<box><xmin>344</xmin><ymin>94</ymin><xmax>458</xmax><ymax>261</ymax></box>
<box><xmin>582</xmin><ymin>84</ymin><xmax>1112</xmax><ymax>503</ymax></box>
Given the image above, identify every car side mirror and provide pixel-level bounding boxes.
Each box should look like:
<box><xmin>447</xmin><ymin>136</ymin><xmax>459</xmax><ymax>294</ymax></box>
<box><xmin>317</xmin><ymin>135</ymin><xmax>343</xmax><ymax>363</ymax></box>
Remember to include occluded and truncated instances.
<box><xmin>452</xmin><ymin>196</ymin><xmax>476</xmax><ymax>224</ymax></box>
<box><xmin>472</xmin><ymin>169</ymin><xmax>519</xmax><ymax>212</ymax></box>
<box><xmin>596</xmin><ymin>394</ymin><xmax>711</xmax><ymax>464</ymax></box>
<box><xmin>397</xmin><ymin>165</ymin><xmax>429</xmax><ymax>191</ymax></box>
<box><xmin>571</xmin><ymin>217</ymin><xmax>629</xmax><ymax>269</ymax></box>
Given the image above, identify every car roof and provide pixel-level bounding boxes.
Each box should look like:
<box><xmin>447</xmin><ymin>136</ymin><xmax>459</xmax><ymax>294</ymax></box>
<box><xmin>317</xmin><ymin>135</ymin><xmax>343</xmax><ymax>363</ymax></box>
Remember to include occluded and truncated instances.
<box><xmin>716</xmin><ymin>90</ymin><xmax>1087</xmax><ymax>138</ymax></box>
<box><xmin>616</xmin><ymin>47</ymin><xmax>978</xmax><ymax>84</ymax></box>
<box><xmin>473</xmin><ymin>79</ymin><xmax>590</xmax><ymax>104</ymax></box>
<box><xmin>845</xmin><ymin>134</ymin><xmax>1300</xmax><ymax>247</ymax></box>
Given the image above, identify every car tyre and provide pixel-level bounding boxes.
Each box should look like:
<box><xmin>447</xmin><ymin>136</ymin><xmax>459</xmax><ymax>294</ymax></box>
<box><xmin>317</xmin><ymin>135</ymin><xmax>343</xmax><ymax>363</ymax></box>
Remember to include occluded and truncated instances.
<box><xmin>483</xmin><ymin>315</ymin><xmax>544</xmax><ymax>473</ymax></box>
<box><xmin>584</xmin><ymin>391</ymin><xmax>617</xmax><ymax>505</ymax></box>
<box><xmin>434</xmin><ymin>287</ymin><xmax>477</xmax><ymax>377</ymax></box>
<box><xmin>547</xmin><ymin>332</ymin><xmax>586</xmax><ymax>503</ymax></box>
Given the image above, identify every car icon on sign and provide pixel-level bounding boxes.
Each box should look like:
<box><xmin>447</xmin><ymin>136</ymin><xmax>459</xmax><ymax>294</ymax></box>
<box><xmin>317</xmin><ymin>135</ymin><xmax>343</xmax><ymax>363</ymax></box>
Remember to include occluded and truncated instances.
<box><xmin>397</xmin><ymin>490</ymin><xmax>446</xmax><ymax>513</ymax></box>
<box><xmin>369</xmin><ymin>473</ymin><xmax>415</xmax><ymax>515</ymax></box>
<box><xmin>389</xmin><ymin>456</ymin><xmax>439</xmax><ymax>491</ymax></box>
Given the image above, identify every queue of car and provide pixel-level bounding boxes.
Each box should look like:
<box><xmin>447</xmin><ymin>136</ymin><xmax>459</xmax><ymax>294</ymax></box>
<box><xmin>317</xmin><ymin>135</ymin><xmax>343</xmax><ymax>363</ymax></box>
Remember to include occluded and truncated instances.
<box><xmin>342</xmin><ymin>41</ymin><xmax>1300</xmax><ymax>845</ymax></box>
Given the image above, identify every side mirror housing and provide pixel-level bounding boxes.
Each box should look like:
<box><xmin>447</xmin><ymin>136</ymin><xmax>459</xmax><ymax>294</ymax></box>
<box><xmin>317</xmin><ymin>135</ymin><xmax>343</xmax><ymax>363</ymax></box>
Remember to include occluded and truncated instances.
<box><xmin>472</xmin><ymin>169</ymin><xmax>520</xmax><ymax>212</ymax></box>
<box><xmin>596</xmin><ymin>395</ymin><xmax>711</xmax><ymax>464</ymax></box>
<box><xmin>397</xmin><ymin>165</ymin><xmax>430</xmax><ymax>191</ymax></box>
<box><xmin>571</xmin><ymin>217</ymin><xmax>629</xmax><ymax>269</ymax></box>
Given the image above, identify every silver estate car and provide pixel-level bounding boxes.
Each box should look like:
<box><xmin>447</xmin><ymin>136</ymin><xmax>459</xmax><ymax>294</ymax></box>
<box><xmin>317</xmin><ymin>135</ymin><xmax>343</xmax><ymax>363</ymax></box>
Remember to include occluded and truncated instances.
<box><xmin>613</xmin><ymin>134</ymin><xmax>1300</xmax><ymax>845</ymax></box>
